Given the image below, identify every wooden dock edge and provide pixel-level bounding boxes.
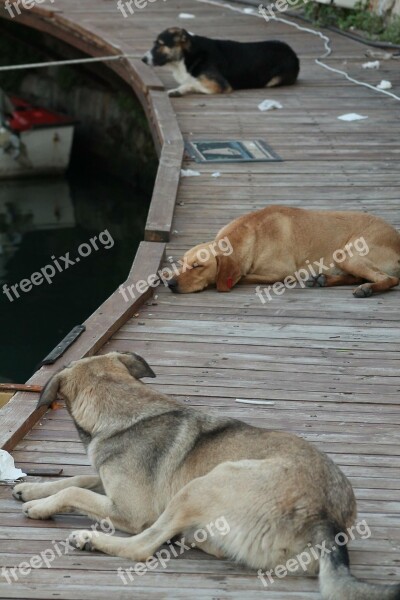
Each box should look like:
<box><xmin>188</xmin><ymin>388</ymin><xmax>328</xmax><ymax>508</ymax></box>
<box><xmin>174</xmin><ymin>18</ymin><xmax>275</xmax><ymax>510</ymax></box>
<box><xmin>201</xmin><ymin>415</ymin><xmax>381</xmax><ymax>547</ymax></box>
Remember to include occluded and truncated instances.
<box><xmin>0</xmin><ymin>5</ymin><xmax>184</xmax><ymax>450</ymax></box>
<box><xmin>0</xmin><ymin>241</ymin><xmax>166</xmax><ymax>451</ymax></box>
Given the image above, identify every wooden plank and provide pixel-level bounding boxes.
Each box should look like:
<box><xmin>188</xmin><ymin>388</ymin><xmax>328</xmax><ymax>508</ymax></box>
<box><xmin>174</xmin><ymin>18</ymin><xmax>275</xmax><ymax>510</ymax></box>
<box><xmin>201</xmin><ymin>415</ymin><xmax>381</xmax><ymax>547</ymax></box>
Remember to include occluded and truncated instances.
<box><xmin>145</xmin><ymin>141</ymin><xmax>184</xmax><ymax>242</ymax></box>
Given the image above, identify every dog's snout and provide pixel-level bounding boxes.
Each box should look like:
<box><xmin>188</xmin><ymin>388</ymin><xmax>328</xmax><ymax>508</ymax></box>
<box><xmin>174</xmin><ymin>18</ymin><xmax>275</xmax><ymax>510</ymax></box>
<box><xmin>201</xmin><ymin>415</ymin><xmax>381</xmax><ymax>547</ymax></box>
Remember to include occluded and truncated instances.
<box><xmin>142</xmin><ymin>51</ymin><xmax>153</xmax><ymax>66</ymax></box>
<box><xmin>168</xmin><ymin>279</ymin><xmax>179</xmax><ymax>293</ymax></box>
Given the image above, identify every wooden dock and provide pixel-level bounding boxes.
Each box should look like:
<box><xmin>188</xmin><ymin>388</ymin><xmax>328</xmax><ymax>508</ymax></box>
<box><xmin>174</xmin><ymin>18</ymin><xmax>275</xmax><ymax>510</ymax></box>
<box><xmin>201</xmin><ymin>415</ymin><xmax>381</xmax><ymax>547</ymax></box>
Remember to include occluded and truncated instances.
<box><xmin>0</xmin><ymin>0</ymin><xmax>400</xmax><ymax>598</ymax></box>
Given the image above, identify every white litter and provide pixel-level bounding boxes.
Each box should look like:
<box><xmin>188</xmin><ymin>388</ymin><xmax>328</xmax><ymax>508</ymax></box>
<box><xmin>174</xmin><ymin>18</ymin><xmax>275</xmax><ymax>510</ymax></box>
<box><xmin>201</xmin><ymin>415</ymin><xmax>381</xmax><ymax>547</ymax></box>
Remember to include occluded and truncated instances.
<box><xmin>365</xmin><ymin>50</ymin><xmax>392</xmax><ymax>60</ymax></box>
<box><xmin>377</xmin><ymin>80</ymin><xmax>392</xmax><ymax>90</ymax></box>
<box><xmin>235</xmin><ymin>399</ymin><xmax>275</xmax><ymax>406</ymax></box>
<box><xmin>0</xmin><ymin>450</ymin><xmax>26</xmax><ymax>482</ymax></box>
<box><xmin>181</xmin><ymin>169</ymin><xmax>200</xmax><ymax>177</ymax></box>
<box><xmin>179</xmin><ymin>13</ymin><xmax>196</xmax><ymax>19</ymax></box>
<box><xmin>211</xmin><ymin>171</ymin><xmax>221</xmax><ymax>178</ymax></box>
<box><xmin>337</xmin><ymin>113</ymin><xmax>368</xmax><ymax>121</ymax></box>
<box><xmin>258</xmin><ymin>99</ymin><xmax>283</xmax><ymax>112</ymax></box>
<box><xmin>362</xmin><ymin>60</ymin><xmax>380</xmax><ymax>69</ymax></box>
<box><xmin>243</xmin><ymin>7</ymin><xmax>254</xmax><ymax>13</ymax></box>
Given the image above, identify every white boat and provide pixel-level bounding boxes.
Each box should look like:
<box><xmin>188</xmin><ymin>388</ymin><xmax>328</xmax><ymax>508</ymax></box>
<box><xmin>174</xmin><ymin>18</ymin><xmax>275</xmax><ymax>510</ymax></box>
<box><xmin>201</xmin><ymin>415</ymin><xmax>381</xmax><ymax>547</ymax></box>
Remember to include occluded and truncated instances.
<box><xmin>0</xmin><ymin>91</ymin><xmax>76</xmax><ymax>179</ymax></box>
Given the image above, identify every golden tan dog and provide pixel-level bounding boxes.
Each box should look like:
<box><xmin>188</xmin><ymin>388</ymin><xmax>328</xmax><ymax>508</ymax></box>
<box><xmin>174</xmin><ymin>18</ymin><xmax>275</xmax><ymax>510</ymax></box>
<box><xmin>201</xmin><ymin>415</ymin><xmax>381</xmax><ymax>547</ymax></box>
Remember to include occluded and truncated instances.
<box><xmin>12</xmin><ymin>353</ymin><xmax>400</xmax><ymax>599</ymax></box>
<box><xmin>167</xmin><ymin>206</ymin><xmax>400</xmax><ymax>297</ymax></box>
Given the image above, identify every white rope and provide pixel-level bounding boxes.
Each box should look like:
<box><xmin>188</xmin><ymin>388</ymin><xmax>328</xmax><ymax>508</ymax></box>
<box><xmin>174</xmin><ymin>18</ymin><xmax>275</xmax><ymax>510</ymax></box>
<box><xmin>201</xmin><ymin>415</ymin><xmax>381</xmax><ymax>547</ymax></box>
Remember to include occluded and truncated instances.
<box><xmin>195</xmin><ymin>0</ymin><xmax>400</xmax><ymax>102</ymax></box>
<box><xmin>0</xmin><ymin>53</ymin><xmax>141</xmax><ymax>72</ymax></box>
<box><xmin>315</xmin><ymin>57</ymin><xmax>400</xmax><ymax>100</ymax></box>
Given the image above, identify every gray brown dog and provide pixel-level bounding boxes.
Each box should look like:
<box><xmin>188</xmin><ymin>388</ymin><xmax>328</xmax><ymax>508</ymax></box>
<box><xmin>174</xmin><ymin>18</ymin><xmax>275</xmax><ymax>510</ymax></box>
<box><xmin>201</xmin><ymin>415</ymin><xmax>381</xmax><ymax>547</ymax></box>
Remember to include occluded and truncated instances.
<box><xmin>167</xmin><ymin>206</ymin><xmax>400</xmax><ymax>296</ymax></box>
<box><xmin>12</xmin><ymin>352</ymin><xmax>400</xmax><ymax>599</ymax></box>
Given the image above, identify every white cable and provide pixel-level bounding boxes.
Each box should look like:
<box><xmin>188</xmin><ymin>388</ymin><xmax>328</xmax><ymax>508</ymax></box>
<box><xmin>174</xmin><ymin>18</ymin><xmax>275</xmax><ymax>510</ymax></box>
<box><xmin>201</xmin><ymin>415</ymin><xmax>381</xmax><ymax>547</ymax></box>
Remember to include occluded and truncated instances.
<box><xmin>195</xmin><ymin>0</ymin><xmax>400</xmax><ymax>102</ymax></box>
<box><xmin>0</xmin><ymin>53</ymin><xmax>141</xmax><ymax>72</ymax></box>
<box><xmin>266</xmin><ymin>12</ymin><xmax>400</xmax><ymax>101</ymax></box>
<box><xmin>315</xmin><ymin>57</ymin><xmax>400</xmax><ymax>100</ymax></box>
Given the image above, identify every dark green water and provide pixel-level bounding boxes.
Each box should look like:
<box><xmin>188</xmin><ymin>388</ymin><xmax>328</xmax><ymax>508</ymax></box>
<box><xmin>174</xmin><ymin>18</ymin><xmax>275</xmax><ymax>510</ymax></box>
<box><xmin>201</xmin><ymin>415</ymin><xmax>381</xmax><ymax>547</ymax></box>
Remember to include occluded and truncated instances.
<box><xmin>0</xmin><ymin>160</ymin><xmax>149</xmax><ymax>383</ymax></box>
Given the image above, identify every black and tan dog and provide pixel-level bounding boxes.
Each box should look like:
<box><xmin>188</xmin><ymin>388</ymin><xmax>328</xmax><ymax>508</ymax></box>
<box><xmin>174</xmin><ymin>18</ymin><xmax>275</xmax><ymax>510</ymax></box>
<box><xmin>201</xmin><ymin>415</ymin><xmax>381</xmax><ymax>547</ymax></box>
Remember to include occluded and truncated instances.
<box><xmin>12</xmin><ymin>352</ymin><xmax>400</xmax><ymax>600</ymax></box>
<box><xmin>142</xmin><ymin>27</ymin><xmax>300</xmax><ymax>96</ymax></box>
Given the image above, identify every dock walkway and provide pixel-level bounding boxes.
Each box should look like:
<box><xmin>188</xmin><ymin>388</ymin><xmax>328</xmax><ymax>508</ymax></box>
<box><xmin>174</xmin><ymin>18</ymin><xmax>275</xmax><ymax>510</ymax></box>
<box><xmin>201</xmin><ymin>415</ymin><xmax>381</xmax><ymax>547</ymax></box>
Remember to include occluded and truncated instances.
<box><xmin>1</xmin><ymin>1</ymin><xmax>399</xmax><ymax>598</ymax></box>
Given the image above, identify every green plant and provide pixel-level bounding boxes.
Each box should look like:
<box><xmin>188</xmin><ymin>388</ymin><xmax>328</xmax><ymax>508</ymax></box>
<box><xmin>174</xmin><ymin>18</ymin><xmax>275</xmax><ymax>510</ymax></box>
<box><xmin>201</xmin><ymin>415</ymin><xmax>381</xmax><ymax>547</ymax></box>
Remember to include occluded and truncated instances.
<box><xmin>303</xmin><ymin>2</ymin><xmax>400</xmax><ymax>44</ymax></box>
<box><xmin>380</xmin><ymin>16</ymin><xmax>400</xmax><ymax>43</ymax></box>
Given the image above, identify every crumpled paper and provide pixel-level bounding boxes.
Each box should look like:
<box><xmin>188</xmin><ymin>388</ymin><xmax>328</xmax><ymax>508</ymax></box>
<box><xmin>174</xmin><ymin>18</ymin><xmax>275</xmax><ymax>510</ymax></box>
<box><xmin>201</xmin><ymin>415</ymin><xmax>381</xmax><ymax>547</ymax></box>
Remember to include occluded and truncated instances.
<box><xmin>362</xmin><ymin>60</ymin><xmax>380</xmax><ymax>69</ymax></box>
<box><xmin>365</xmin><ymin>50</ymin><xmax>392</xmax><ymax>60</ymax></box>
<box><xmin>181</xmin><ymin>169</ymin><xmax>200</xmax><ymax>177</ymax></box>
<box><xmin>258</xmin><ymin>99</ymin><xmax>283</xmax><ymax>111</ymax></box>
<box><xmin>0</xmin><ymin>450</ymin><xmax>26</xmax><ymax>482</ymax></box>
<box><xmin>338</xmin><ymin>113</ymin><xmax>368</xmax><ymax>122</ymax></box>
<box><xmin>377</xmin><ymin>80</ymin><xmax>392</xmax><ymax>90</ymax></box>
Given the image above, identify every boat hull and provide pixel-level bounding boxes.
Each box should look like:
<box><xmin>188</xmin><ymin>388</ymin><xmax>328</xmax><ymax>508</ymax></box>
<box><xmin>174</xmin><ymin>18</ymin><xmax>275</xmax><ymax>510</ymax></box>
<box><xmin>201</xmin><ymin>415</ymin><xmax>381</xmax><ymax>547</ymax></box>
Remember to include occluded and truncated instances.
<box><xmin>0</xmin><ymin>125</ymin><xmax>74</xmax><ymax>179</ymax></box>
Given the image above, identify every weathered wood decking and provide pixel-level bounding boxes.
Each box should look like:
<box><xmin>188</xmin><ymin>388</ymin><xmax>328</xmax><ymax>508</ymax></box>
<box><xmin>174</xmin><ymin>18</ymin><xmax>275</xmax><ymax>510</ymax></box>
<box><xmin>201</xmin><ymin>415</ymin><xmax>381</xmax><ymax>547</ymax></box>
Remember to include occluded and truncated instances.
<box><xmin>1</xmin><ymin>1</ymin><xmax>400</xmax><ymax>598</ymax></box>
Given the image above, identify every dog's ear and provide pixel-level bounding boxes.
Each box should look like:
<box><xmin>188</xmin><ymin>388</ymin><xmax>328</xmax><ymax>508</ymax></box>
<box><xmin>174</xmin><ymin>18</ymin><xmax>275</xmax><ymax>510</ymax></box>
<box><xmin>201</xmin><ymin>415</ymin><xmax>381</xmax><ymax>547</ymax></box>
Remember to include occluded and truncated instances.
<box><xmin>215</xmin><ymin>255</ymin><xmax>241</xmax><ymax>292</ymax></box>
<box><xmin>118</xmin><ymin>352</ymin><xmax>156</xmax><ymax>380</ymax></box>
<box><xmin>37</xmin><ymin>373</ymin><xmax>60</xmax><ymax>409</ymax></box>
<box><xmin>178</xmin><ymin>29</ymin><xmax>190</xmax><ymax>44</ymax></box>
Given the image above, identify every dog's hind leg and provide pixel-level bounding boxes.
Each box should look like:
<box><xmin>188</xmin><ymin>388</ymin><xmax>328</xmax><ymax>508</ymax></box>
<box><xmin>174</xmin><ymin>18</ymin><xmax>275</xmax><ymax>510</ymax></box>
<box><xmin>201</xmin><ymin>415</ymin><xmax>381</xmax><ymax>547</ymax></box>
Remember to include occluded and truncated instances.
<box><xmin>13</xmin><ymin>476</ymin><xmax>104</xmax><ymax>502</ymax></box>
<box><xmin>68</xmin><ymin>485</ymin><xmax>205</xmax><ymax>559</ymax></box>
<box><xmin>184</xmin><ymin>530</ymin><xmax>226</xmax><ymax>558</ymax></box>
<box><xmin>69</xmin><ymin>460</ymin><xmax>278</xmax><ymax>565</ymax></box>
<box><xmin>68</xmin><ymin>469</ymin><xmax>232</xmax><ymax>560</ymax></box>
<box><xmin>266</xmin><ymin>75</ymin><xmax>282</xmax><ymax>88</ymax></box>
<box><xmin>338</xmin><ymin>256</ymin><xmax>399</xmax><ymax>297</ymax></box>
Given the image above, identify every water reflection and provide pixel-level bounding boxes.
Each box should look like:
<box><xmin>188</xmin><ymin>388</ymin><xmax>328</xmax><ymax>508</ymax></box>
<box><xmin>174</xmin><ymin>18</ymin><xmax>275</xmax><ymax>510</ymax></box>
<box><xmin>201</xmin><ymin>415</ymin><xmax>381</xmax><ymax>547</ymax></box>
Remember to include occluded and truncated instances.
<box><xmin>0</xmin><ymin>169</ymin><xmax>148</xmax><ymax>383</ymax></box>
<box><xmin>0</xmin><ymin>179</ymin><xmax>75</xmax><ymax>284</ymax></box>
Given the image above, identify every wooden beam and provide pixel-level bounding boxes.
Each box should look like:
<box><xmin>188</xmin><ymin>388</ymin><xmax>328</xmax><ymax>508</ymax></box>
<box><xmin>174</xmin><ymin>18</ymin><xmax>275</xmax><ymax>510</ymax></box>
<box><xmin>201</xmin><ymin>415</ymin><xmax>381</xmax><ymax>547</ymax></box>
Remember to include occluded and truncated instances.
<box><xmin>145</xmin><ymin>140</ymin><xmax>184</xmax><ymax>242</ymax></box>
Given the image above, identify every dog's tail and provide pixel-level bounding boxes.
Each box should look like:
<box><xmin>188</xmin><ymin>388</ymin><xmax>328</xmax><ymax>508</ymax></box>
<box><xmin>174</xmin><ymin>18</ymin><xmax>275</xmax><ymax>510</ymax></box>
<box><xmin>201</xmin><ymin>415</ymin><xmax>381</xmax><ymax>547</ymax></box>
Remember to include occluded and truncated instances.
<box><xmin>312</xmin><ymin>523</ymin><xmax>400</xmax><ymax>600</ymax></box>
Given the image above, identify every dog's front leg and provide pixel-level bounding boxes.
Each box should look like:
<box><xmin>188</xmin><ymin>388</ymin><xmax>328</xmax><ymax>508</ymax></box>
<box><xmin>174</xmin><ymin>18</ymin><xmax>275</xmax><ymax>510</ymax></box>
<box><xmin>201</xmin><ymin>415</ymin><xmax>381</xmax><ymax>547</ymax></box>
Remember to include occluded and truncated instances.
<box><xmin>168</xmin><ymin>73</ymin><xmax>231</xmax><ymax>97</ymax></box>
<box><xmin>13</xmin><ymin>475</ymin><xmax>103</xmax><ymax>502</ymax></box>
<box><xmin>240</xmin><ymin>274</ymin><xmax>282</xmax><ymax>284</ymax></box>
<box><xmin>168</xmin><ymin>83</ymin><xmax>203</xmax><ymax>97</ymax></box>
<box><xmin>22</xmin><ymin>487</ymin><xmax>133</xmax><ymax>532</ymax></box>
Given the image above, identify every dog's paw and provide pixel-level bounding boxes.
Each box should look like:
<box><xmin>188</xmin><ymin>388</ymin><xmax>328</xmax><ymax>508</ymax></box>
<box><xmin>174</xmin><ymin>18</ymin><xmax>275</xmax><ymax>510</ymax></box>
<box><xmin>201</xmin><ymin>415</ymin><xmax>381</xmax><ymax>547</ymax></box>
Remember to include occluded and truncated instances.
<box><xmin>353</xmin><ymin>283</ymin><xmax>373</xmax><ymax>298</ymax></box>
<box><xmin>22</xmin><ymin>498</ymin><xmax>53</xmax><ymax>520</ymax></box>
<box><xmin>12</xmin><ymin>482</ymin><xmax>28</xmax><ymax>502</ymax></box>
<box><xmin>168</xmin><ymin>88</ymin><xmax>183</xmax><ymax>97</ymax></box>
<box><xmin>305</xmin><ymin>274</ymin><xmax>327</xmax><ymax>288</ymax></box>
<box><xmin>13</xmin><ymin>481</ymin><xmax>45</xmax><ymax>502</ymax></box>
<box><xmin>68</xmin><ymin>530</ymin><xmax>94</xmax><ymax>552</ymax></box>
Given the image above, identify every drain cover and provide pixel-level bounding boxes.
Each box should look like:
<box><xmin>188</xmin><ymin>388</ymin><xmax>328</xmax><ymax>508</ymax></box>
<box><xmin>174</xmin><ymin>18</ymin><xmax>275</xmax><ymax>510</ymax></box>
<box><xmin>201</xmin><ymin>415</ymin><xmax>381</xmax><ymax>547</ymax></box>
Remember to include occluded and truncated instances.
<box><xmin>185</xmin><ymin>140</ymin><xmax>282</xmax><ymax>163</ymax></box>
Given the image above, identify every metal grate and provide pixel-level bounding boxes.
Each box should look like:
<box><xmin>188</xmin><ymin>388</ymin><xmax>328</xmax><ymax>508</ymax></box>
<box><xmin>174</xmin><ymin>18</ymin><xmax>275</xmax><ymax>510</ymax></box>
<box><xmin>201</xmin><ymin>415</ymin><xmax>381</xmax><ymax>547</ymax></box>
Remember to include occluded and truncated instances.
<box><xmin>185</xmin><ymin>139</ymin><xmax>282</xmax><ymax>163</ymax></box>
